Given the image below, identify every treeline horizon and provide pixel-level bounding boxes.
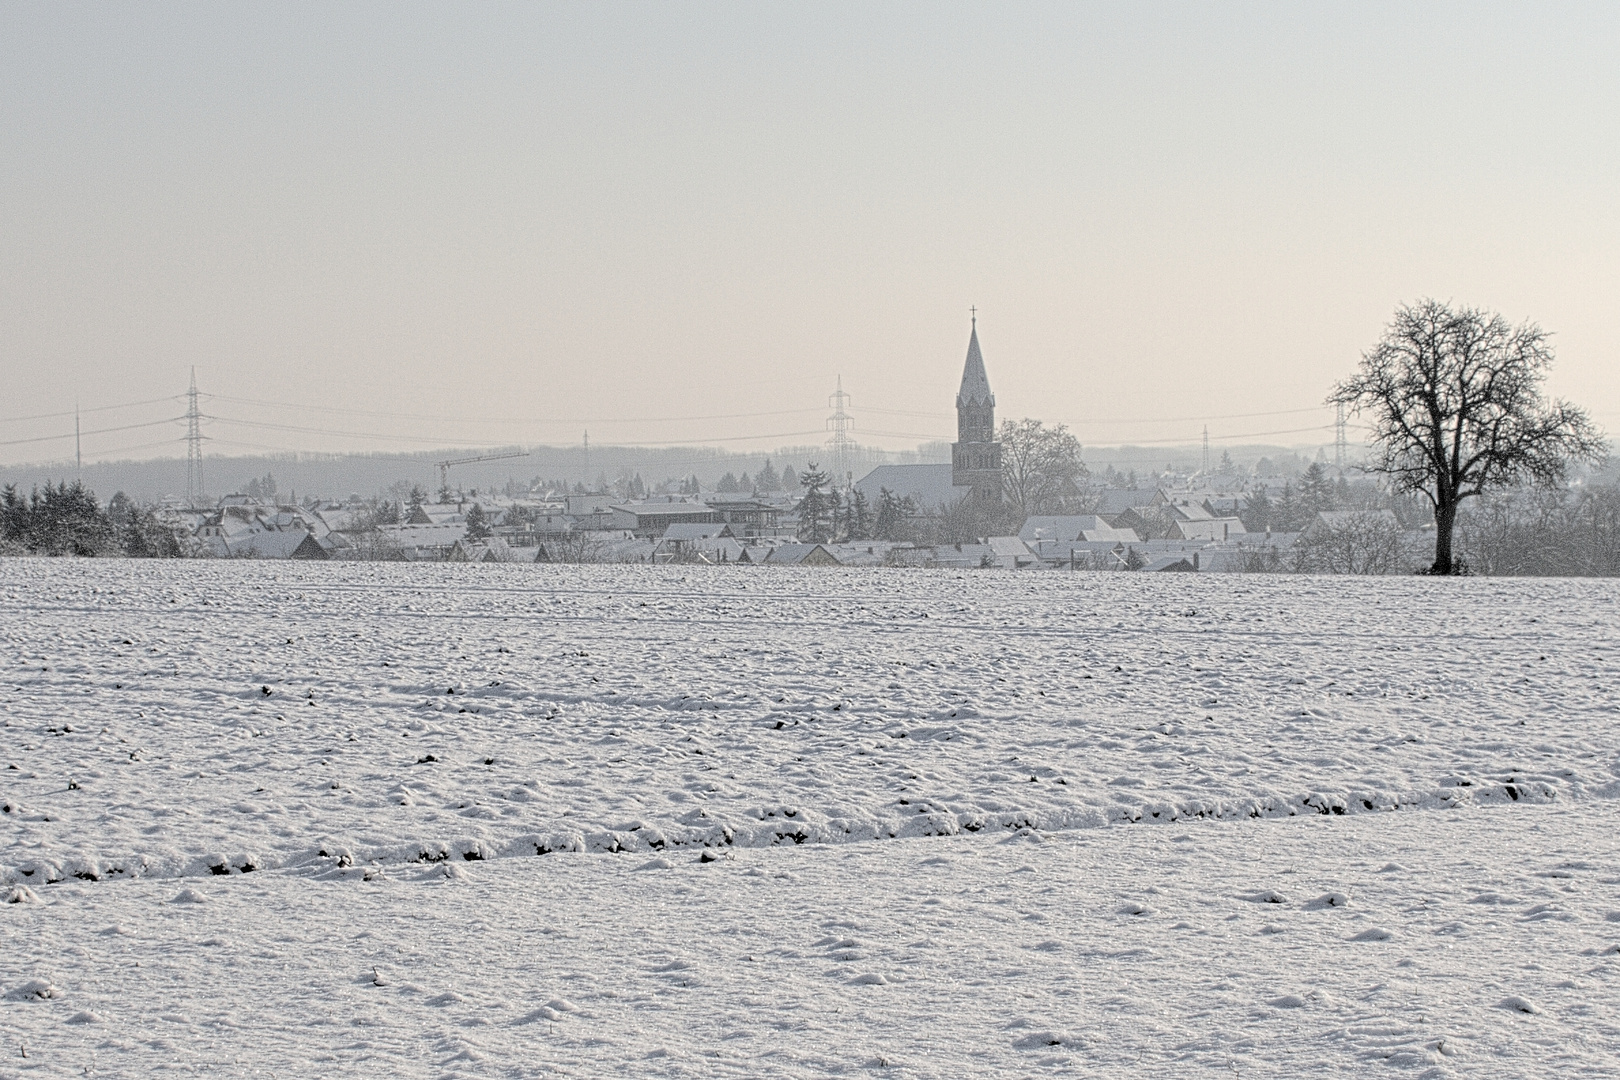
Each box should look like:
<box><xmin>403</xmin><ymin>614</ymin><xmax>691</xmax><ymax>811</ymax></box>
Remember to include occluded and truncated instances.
<box><xmin>0</xmin><ymin>439</ymin><xmax>1356</xmax><ymax>507</ymax></box>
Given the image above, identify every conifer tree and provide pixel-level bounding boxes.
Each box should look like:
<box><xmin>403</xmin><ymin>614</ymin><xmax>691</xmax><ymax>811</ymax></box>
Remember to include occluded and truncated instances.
<box><xmin>795</xmin><ymin>464</ymin><xmax>832</xmax><ymax>542</ymax></box>
<box><xmin>1300</xmin><ymin>462</ymin><xmax>1337</xmax><ymax>513</ymax></box>
<box><xmin>849</xmin><ymin>488</ymin><xmax>872</xmax><ymax>541</ymax></box>
<box><xmin>873</xmin><ymin>488</ymin><xmax>917</xmax><ymax>542</ymax></box>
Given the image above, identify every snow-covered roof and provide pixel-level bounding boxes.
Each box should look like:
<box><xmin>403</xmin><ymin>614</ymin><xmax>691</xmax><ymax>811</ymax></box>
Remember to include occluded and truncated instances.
<box><xmin>659</xmin><ymin>523</ymin><xmax>734</xmax><ymax>541</ymax></box>
<box><xmin>380</xmin><ymin>524</ymin><xmax>466</xmax><ymax>547</ymax></box>
<box><xmin>1019</xmin><ymin>515</ymin><xmax>1113</xmax><ymax>542</ymax></box>
<box><xmin>1169</xmin><ymin>517</ymin><xmax>1245</xmax><ymax>541</ymax></box>
<box><xmin>986</xmin><ymin>536</ymin><xmax>1039</xmax><ymax>568</ymax></box>
<box><xmin>1093</xmin><ymin>488</ymin><xmax>1163</xmax><ymax>515</ymax></box>
<box><xmin>214</xmin><ymin>529</ymin><xmax>324</xmax><ymax>560</ymax></box>
<box><xmin>763</xmin><ymin>543</ymin><xmax>840</xmax><ymax>565</ymax></box>
<box><xmin>929</xmin><ymin>543</ymin><xmax>998</xmax><ymax>568</ymax></box>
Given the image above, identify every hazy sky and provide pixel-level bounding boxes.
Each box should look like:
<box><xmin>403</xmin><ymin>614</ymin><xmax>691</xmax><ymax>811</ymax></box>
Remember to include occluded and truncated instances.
<box><xmin>2</xmin><ymin>1</ymin><xmax>1617</xmax><ymax>465</ymax></box>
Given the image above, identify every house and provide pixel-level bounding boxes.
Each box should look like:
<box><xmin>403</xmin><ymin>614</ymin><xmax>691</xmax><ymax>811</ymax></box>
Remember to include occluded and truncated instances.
<box><xmin>986</xmin><ymin>536</ymin><xmax>1041</xmax><ymax>569</ymax></box>
<box><xmin>1018</xmin><ymin>515</ymin><xmax>1139</xmax><ymax>544</ymax></box>
<box><xmin>379</xmin><ymin>523</ymin><xmax>467</xmax><ymax>561</ymax></box>
<box><xmin>704</xmin><ymin>499</ymin><xmax>785</xmax><ymax>538</ymax></box>
<box><xmin>1167</xmin><ymin>516</ymin><xmax>1245</xmax><ymax>542</ymax></box>
<box><xmin>448</xmin><ymin>537</ymin><xmax>514</xmax><ymax>563</ymax></box>
<box><xmin>823</xmin><ymin>541</ymin><xmax>911</xmax><ymax>566</ymax></box>
<box><xmin>762</xmin><ymin>543</ymin><xmax>842</xmax><ymax>566</ymax></box>
<box><xmin>1093</xmin><ymin>488</ymin><xmax>1165</xmax><ymax>517</ymax></box>
<box><xmin>593</xmin><ymin>535</ymin><xmax>657</xmax><ymax>563</ymax></box>
<box><xmin>1028</xmin><ymin>539</ymin><xmax>1136</xmax><ymax>570</ymax></box>
<box><xmin>610</xmin><ymin>499</ymin><xmax>720</xmax><ymax>538</ymax></box>
<box><xmin>406</xmin><ymin>504</ymin><xmax>465</xmax><ymax>526</ymax></box>
<box><xmin>927</xmin><ymin>542</ymin><xmax>999</xmax><ymax>569</ymax></box>
<box><xmin>653</xmin><ymin>524</ymin><xmax>742</xmax><ymax>564</ymax></box>
<box><xmin>564</xmin><ymin>494</ymin><xmax>615</xmax><ymax>516</ymax></box>
<box><xmin>658</xmin><ymin>523</ymin><xmax>734</xmax><ymax>543</ymax></box>
<box><xmin>290</xmin><ymin>533</ymin><xmax>330</xmax><ymax>560</ymax></box>
<box><xmin>193</xmin><ymin>503</ymin><xmax>333</xmax><ymax>559</ymax></box>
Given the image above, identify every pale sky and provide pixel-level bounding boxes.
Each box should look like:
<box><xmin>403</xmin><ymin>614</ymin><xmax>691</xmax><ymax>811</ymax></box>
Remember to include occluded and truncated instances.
<box><xmin>2</xmin><ymin>1</ymin><xmax>1617</xmax><ymax>465</ymax></box>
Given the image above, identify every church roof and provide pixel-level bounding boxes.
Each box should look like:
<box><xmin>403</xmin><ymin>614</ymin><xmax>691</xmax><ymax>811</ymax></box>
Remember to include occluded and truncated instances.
<box><xmin>956</xmin><ymin>323</ymin><xmax>994</xmax><ymax>408</ymax></box>
<box><xmin>853</xmin><ymin>464</ymin><xmax>973</xmax><ymax>511</ymax></box>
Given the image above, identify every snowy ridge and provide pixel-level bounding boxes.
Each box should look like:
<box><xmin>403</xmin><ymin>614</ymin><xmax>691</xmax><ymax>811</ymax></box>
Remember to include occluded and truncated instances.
<box><xmin>0</xmin><ymin>771</ymin><xmax>1578</xmax><ymax>886</ymax></box>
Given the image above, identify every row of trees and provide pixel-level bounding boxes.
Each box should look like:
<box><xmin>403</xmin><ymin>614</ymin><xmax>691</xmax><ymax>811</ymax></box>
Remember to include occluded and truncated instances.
<box><xmin>0</xmin><ymin>482</ymin><xmax>178</xmax><ymax>557</ymax></box>
<box><xmin>1455</xmin><ymin>481</ymin><xmax>1620</xmax><ymax>577</ymax></box>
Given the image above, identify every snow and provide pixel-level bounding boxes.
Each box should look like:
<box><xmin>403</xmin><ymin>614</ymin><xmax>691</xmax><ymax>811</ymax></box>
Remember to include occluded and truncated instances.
<box><xmin>2</xmin><ymin>559</ymin><xmax>1619</xmax><ymax>1076</ymax></box>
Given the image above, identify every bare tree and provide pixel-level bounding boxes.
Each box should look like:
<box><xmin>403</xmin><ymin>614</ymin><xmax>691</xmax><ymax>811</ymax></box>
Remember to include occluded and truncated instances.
<box><xmin>1292</xmin><ymin>511</ymin><xmax>1411</xmax><ymax>575</ymax></box>
<box><xmin>1330</xmin><ymin>300</ymin><xmax>1606</xmax><ymax>574</ymax></box>
<box><xmin>535</xmin><ymin>530</ymin><xmax>608</xmax><ymax>564</ymax></box>
<box><xmin>999</xmin><ymin>419</ymin><xmax>1092</xmax><ymax>517</ymax></box>
<box><xmin>1457</xmin><ymin>481</ymin><xmax>1620</xmax><ymax>576</ymax></box>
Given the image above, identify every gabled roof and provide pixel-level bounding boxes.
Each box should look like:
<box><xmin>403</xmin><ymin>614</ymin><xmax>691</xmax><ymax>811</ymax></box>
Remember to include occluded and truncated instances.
<box><xmin>1164</xmin><ymin>501</ymin><xmax>1215</xmax><ymax>521</ymax></box>
<box><xmin>612</xmin><ymin>500</ymin><xmax>715</xmax><ymax>518</ymax></box>
<box><xmin>380</xmin><ymin>523</ymin><xmax>467</xmax><ymax>547</ymax></box>
<box><xmin>1093</xmin><ymin>488</ymin><xmax>1163</xmax><ymax>515</ymax></box>
<box><xmin>660</xmin><ymin>523</ymin><xmax>734</xmax><ymax>541</ymax></box>
<box><xmin>929</xmin><ymin>542</ymin><xmax>998</xmax><ymax>568</ymax></box>
<box><xmin>957</xmin><ymin>324</ymin><xmax>994</xmax><ymax>408</ymax></box>
<box><xmin>1019</xmin><ymin>515</ymin><xmax>1114</xmax><ymax>542</ymax></box>
<box><xmin>762</xmin><ymin>543</ymin><xmax>841</xmax><ymax>565</ymax></box>
<box><xmin>217</xmin><ymin>528</ymin><xmax>320</xmax><ymax>560</ymax></box>
<box><xmin>987</xmin><ymin>535</ymin><xmax>1039</xmax><ymax>568</ymax></box>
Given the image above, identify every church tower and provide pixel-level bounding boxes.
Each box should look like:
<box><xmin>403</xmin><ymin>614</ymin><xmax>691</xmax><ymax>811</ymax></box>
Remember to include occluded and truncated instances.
<box><xmin>951</xmin><ymin>312</ymin><xmax>1002</xmax><ymax>500</ymax></box>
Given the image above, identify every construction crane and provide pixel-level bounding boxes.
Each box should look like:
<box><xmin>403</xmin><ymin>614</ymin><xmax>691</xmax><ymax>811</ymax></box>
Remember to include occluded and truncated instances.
<box><xmin>437</xmin><ymin>450</ymin><xmax>529</xmax><ymax>495</ymax></box>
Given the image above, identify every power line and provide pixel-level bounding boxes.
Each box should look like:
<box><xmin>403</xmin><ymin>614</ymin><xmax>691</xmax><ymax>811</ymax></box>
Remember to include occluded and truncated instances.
<box><xmin>1093</xmin><ymin>424</ymin><xmax>1335</xmax><ymax>447</ymax></box>
<box><xmin>1053</xmin><ymin>406</ymin><xmax>1330</xmax><ymax>426</ymax></box>
<box><xmin>203</xmin><ymin>412</ymin><xmax>837</xmax><ymax>449</ymax></box>
<box><xmin>207</xmin><ymin>393</ymin><xmax>825</xmax><ymax>427</ymax></box>
<box><xmin>0</xmin><ymin>395</ymin><xmax>181</xmax><ymax>426</ymax></box>
<box><xmin>205</xmin><ymin>414</ymin><xmax>504</xmax><ymax>447</ymax></box>
<box><xmin>208</xmin><ymin>392</ymin><xmax>1334</xmax><ymax>429</ymax></box>
<box><xmin>0</xmin><ymin>416</ymin><xmax>183</xmax><ymax>448</ymax></box>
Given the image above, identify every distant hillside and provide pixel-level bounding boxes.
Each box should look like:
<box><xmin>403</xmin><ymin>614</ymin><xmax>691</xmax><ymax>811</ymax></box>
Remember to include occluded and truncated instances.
<box><xmin>0</xmin><ymin>439</ymin><xmax>1336</xmax><ymax>506</ymax></box>
<box><xmin>0</xmin><ymin>442</ymin><xmax>948</xmax><ymax>505</ymax></box>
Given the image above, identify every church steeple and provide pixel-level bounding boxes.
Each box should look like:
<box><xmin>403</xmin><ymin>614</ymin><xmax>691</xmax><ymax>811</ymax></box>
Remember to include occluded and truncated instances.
<box><xmin>952</xmin><ymin>310</ymin><xmax>1002</xmax><ymax>500</ymax></box>
<box><xmin>956</xmin><ymin>319</ymin><xmax>994</xmax><ymax>413</ymax></box>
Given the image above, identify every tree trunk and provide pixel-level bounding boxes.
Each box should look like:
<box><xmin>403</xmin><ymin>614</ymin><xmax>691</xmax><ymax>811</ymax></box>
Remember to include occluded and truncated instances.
<box><xmin>1431</xmin><ymin>500</ymin><xmax>1457</xmax><ymax>575</ymax></box>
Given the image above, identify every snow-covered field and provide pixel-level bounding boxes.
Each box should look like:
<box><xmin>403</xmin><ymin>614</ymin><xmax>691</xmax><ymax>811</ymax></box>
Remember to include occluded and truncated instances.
<box><xmin>3</xmin><ymin>560</ymin><xmax>1618</xmax><ymax>1077</ymax></box>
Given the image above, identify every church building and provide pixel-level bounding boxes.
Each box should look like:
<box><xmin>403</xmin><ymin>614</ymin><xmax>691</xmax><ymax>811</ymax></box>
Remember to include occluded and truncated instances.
<box><xmin>853</xmin><ymin>314</ymin><xmax>1006</xmax><ymax>511</ymax></box>
<box><xmin>951</xmin><ymin>314</ymin><xmax>1003</xmax><ymax>500</ymax></box>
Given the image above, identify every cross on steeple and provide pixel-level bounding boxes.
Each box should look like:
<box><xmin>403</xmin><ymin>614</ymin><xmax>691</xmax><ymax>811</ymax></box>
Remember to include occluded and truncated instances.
<box><xmin>969</xmin><ymin>305</ymin><xmax>977</xmax><ymax>326</ymax></box>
